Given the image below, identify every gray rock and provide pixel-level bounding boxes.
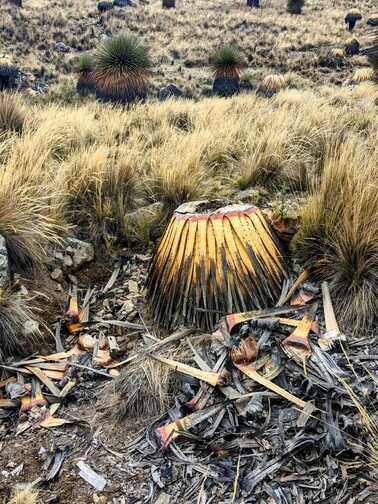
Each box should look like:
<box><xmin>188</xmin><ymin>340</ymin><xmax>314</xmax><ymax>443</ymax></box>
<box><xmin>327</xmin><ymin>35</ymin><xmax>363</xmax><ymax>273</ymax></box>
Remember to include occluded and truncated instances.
<box><xmin>63</xmin><ymin>255</ymin><xmax>73</xmax><ymax>268</ymax></box>
<box><xmin>235</xmin><ymin>188</ymin><xmax>265</xmax><ymax>205</ymax></box>
<box><xmin>65</xmin><ymin>238</ymin><xmax>95</xmax><ymax>269</ymax></box>
<box><xmin>125</xmin><ymin>202</ymin><xmax>164</xmax><ymax>222</ymax></box>
<box><xmin>158</xmin><ymin>84</ymin><xmax>183</xmax><ymax>100</ymax></box>
<box><xmin>0</xmin><ymin>235</ymin><xmax>9</xmax><ymax>289</ymax></box>
<box><xmin>113</xmin><ymin>0</ymin><xmax>132</xmax><ymax>6</ymax></box>
<box><xmin>51</xmin><ymin>268</ymin><xmax>63</xmax><ymax>281</ymax></box>
<box><xmin>54</xmin><ymin>42</ymin><xmax>70</xmax><ymax>53</ymax></box>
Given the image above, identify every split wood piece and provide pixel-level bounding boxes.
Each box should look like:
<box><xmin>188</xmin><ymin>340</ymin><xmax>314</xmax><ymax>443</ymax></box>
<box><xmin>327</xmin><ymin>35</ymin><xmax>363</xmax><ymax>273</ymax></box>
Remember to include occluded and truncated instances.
<box><xmin>151</xmin><ymin>355</ymin><xmax>227</xmax><ymax>387</ymax></box>
<box><xmin>59</xmin><ymin>380</ymin><xmax>76</xmax><ymax>398</ymax></box>
<box><xmin>30</xmin><ymin>379</ymin><xmax>47</xmax><ymax>408</ymax></box>
<box><xmin>54</xmin><ymin>320</ymin><xmax>64</xmax><ymax>353</ymax></box>
<box><xmin>276</xmin><ymin>268</ymin><xmax>310</xmax><ymax>307</ymax></box>
<box><xmin>281</xmin><ymin>313</ymin><xmax>313</xmax><ymax>370</ymax></box>
<box><xmin>235</xmin><ymin>363</ymin><xmax>308</xmax><ymax>410</ymax></box>
<box><xmin>79</xmin><ymin>286</ymin><xmax>95</xmax><ymax>323</ymax></box>
<box><xmin>279</xmin><ymin>317</ymin><xmax>319</xmax><ymax>335</ymax></box>
<box><xmin>0</xmin><ymin>377</ymin><xmax>16</xmax><ymax>389</ymax></box>
<box><xmin>44</xmin><ymin>371</ymin><xmax>65</xmax><ymax>381</ymax></box>
<box><xmin>20</xmin><ymin>394</ymin><xmax>32</xmax><ymax>412</ymax></box>
<box><xmin>155</xmin><ymin>403</ymin><xmax>225</xmax><ymax>449</ymax></box>
<box><xmin>186</xmin><ymin>352</ymin><xmax>227</xmax><ymax>411</ymax></box>
<box><xmin>26</xmin><ymin>367</ymin><xmax>61</xmax><ymax>397</ymax></box>
<box><xmin>320</xmin><ymin>282</ymin><xmax>346</xmax><ymax>350</ymax></box>
<box><xmin>79</xmin><ymin>304</ymin><xmax>90</xmax><ymax>324</ymax></box>
<box><xmin>187</xmin><ymin>339</ymin><xmax>212</xmax><ymax>372</ymax></box>
<box><xmin>0</xmin><ymin>398</ymin><xmax>18</xmax><ymax>408</ymax></box>
<box><xmin>223</xmin><ymin>305</ymin><xmax>310</xmax><ymax>334</ymax></box>
<box><xmin>108</xmin><ymin>328</ymin><xmax>196</xmax><ymax>369</ymax></box>
<box><xmin>92</xmin><ymin>318</ymin><xmax>145</xmax><ymax>331</ymax></box>
<box><xmin>102</xmin><ymin>264</ymin><xmax>121</xmax><ymax>294</ymax></box>
<box><xmin>33</xmin><ymin>346</ymin><xmax>81</xmax><ymax>362</ymax></box>
<box><xmin>0</xmin><ymin>364</ymin><xmax>63</xmax><ymax>381</ymax></box>
<box><xmin>66</xmin><ymin>285</ymin><xmax>80</xmax><ymax>321</ymax></box>
<box><xmin>29</xmin><ymin>362</ymin><xmax>67</xmax><ymax>372</ymax></box>
<box><xmin>108</xmin><ymin>336</ymin><xmax>121</xmax><ymax>359</ymax></box>
<box><xmin>66</xmin><ymin>362</ymin><xmax>114</xmax><ymax>379</ymax></box>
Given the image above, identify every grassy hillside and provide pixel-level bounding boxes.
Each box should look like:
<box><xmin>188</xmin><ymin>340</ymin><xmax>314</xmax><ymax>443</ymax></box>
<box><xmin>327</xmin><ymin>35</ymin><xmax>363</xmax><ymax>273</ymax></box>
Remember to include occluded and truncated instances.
<box><xmin>1</xmin><ymin>0</ymin><xmax>377</xmax><ymax>97</ymax></box>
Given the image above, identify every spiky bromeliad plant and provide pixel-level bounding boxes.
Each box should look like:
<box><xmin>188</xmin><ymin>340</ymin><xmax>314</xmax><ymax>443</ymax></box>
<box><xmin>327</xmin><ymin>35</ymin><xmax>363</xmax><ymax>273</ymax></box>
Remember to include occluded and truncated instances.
<box><xmin>287</xmin><ymin>0</ymin><xmax>305</xmax><ymax>15</ymax></box>
<box><xmin>93</xmin><ymin>35</ymin><xmax>151</xmax><ymax>104</ymax></box>
<box><xmin>76</xmin><ymin>53</ymin><xmax>96</xmax><ymax>96</ymax></box>
<box><xmin>211</xmin><ymin>47</ymin><xmax>245</xmax><ymax>97</ymax></box>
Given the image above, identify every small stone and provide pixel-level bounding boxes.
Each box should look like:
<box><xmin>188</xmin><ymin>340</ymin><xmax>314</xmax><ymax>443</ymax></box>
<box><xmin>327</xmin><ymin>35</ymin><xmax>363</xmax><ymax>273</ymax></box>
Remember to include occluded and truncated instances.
<box><xmin>54</xmin><ymin>251</ymin><xmax>64</xmax><ymax>262</ymax></box>
<box><xmin>68</xmin><ymin>274</ymin><xmax>78</xmax><ymax>285</ymax></box>
<box><xmin>54</xmin><ymin>42</ymin><xmax>70</xmax><ymax>53</ymax></box>
<box><xmin>55</xmin><ymin>283</ymin><xmax>63</xmax><ymax>292</ymax></box>
<box><xmin>158</xmin><ymin>84</ymin><xmax>183</xmax><ymax>100</ymax></box>
<box><xmin>235</xmin><ymin>187</ymin><xmax>265</xmax><ymax>204</ymax></box>
<box><xmin>65</xmin><ymin>238</ymin><xmax>94</xmax><ymax>269</ymax></box>
<box><xmin>63</xmin><ymin>255</ymin><xmax>73</xmax><ymax>268</ymax></box>
<box><xmin>51</xmin><ymin>268</ymin><xmax>63</xmax><ymax>280</ymax></box>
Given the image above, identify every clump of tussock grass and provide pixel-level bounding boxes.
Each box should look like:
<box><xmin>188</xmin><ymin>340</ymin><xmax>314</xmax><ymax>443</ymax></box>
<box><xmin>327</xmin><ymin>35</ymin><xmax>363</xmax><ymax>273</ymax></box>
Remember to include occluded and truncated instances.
<box><xmin>0</xmin><ymin>291</ymin><xmax>42</xmax><ymax>360</ymax></box>
<box><xmin>292</xmin><ymin>140</ymin><xmax>378</xmax><ymax>333</ymax></box>
<box><xmin>113</xmin><ymin>357</ymin><xmax>180</xmax><ymax>420</ymax></box>
<box><xmin>93</xmin><ymin>34</ymin><xmax>151</xmax><ymax>104</ymax></box>
<box><xmin>257</xmin><ymin>74</ymin><xmax>288</xmax><ymax>97</ymax></box>
<box><xmin>0</xmin><ymin>93</ymin><xmax>25</xmax><ymax>134</ymax></box>
<box><xmin>352</xmin><ymin>68</ymin><xmax>375</xmax><ymax>83</ymax></box>
<box><xmin>0</xmin><ymin>181</ymin><xmax>63</xmax><ymax>274</ymax></box>
<box><xmin>106</xmin><ymin>336</ymin><xmax>196</xmax><ymax>421</ymax></box>
<box><xmin>58</xmin><ymin>146</ymin><xmax>139</xmax><ymax>245</ymax></box>
<box><xmin>8</xmin><ymin>486</ymin><xmax>38</xmax><ymax>504</ymax></box>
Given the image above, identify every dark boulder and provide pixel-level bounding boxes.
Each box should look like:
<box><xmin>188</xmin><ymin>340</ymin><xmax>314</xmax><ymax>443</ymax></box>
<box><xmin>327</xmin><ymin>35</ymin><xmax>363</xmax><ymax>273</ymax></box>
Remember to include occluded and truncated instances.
<box><xmin>158</xmin><ymin>84</ymin><xmax>183</xmax><ymax>100</ymax></box>
<box><xmin>162</xmin><ymin>0</ymin><xmax>175</xmax><ymax>8</ymax></box>
<box><xmin>367</xmin><ymin>18</ymin><xmax>378</xmax><ymax>27</ymax></box>
<box><xmin>113</xmin><ymin>0</ymin><xmax>132</xmax><ymax>6</ymax></box>
<box><xmin>213</xmin><ymin>77</ymin><xmax>240</xmax><ymax>97</ymax></box>
<box><xmin>0</xmin><ymin>65</ymin><xmax>18</xmax><ymax>91</ymax></box>
<box><xmin>8</xmin><ymin>0</ymin><xmax>22</xmax><ymax>6</ymax></box>
<box><xmin>247</xmin><ymin>0</ymin><xmax>260</xmax><ymax>7</ymax></box>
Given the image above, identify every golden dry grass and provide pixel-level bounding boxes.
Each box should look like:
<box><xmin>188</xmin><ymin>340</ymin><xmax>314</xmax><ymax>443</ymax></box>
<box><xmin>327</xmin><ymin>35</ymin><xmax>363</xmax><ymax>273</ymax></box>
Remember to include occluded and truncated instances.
<box><xmin>292</xmin><ymin>137</ymin><xmax>378</xmax><ymax>333</ymax></box>
<box><xmin>353</xmin><ymin>67</ymin><xmax>375</xmax><ymax>81</ymax></box>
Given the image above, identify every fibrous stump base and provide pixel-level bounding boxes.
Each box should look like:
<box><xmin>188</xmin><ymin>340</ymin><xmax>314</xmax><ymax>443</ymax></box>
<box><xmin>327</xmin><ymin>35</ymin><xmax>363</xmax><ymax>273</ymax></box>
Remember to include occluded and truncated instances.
<box><xmin>147</xmin><ymin>200</ymin><xmax>288</xmax><ymax>330</ymax></box>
